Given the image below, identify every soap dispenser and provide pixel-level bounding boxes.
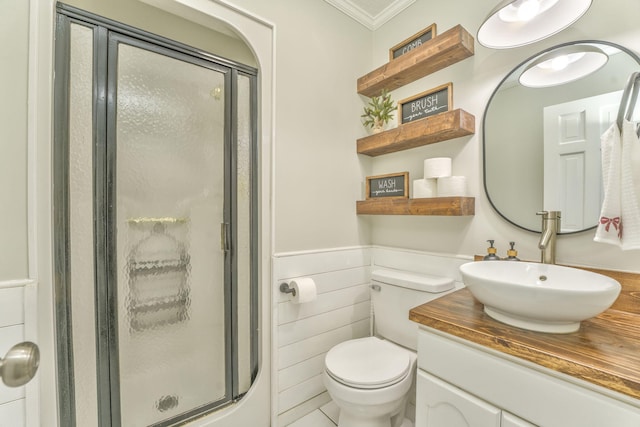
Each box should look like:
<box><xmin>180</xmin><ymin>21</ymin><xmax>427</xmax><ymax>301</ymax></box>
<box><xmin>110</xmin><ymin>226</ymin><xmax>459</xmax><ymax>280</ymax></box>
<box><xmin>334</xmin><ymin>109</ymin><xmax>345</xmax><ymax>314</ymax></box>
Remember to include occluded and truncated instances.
<box><xmin>483</xmin><ymin>240</ymin><xmax>500</xmax><ymax>260</ymax></box>
<box><xmin>506</xmin><ymin>241</ymin><xmax>520</xmax><ymax>261</ymax></box>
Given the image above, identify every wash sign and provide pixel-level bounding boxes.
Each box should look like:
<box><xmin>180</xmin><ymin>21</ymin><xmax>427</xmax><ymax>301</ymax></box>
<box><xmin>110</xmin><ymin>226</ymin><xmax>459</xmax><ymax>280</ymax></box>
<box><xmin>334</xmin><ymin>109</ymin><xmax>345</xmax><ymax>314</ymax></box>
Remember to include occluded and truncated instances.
<box><xmin>366</xmin><ymin>172</ymin><xmax>409</xmax><ymax>199</ymax></box>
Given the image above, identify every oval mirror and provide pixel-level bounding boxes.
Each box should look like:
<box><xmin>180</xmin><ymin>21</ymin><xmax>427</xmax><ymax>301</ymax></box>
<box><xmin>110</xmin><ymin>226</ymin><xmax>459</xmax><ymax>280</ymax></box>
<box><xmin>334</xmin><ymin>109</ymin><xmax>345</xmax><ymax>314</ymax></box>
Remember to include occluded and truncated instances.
<box><xmin>483</xmin><ymin>40</ymin><xmax>640</xmax><ymax>233</ymax></box>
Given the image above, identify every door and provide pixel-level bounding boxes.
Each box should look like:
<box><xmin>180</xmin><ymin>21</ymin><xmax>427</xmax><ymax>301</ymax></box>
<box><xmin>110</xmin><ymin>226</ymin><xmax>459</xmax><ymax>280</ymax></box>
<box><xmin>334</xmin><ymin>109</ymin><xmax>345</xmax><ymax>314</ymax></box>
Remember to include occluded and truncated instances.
<box><xmin>54</xmin><ymin>8</ymin><xmax>258</xmax><ymax>427</ymax></box>
<box><xmin>415</xmin><ymin>371</ymin><xmax>501</xmax><ymax>427</ymax></box>
<box><xmin>543</xmin><ymin>91</ymin><xmax>621</xmax><ymax>232</ymax></box>
<box><xmin>0</xmin><ymin>288</ymin><xmax>39</xmax><ymax>427</ymax></box>
<box><xmin>0</xmin><ymin>0</ymin><xmax>45</xmax><ymax>424</ymax></box>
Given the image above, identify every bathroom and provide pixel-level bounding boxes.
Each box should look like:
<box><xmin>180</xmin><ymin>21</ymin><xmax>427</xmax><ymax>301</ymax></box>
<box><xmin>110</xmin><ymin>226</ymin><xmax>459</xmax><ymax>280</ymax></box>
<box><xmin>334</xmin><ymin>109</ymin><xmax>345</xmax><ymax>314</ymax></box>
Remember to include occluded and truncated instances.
<box><xmin>1</xmin><ymin>0</ymin><xmax>639</xmax><ymax>425</ymax></box>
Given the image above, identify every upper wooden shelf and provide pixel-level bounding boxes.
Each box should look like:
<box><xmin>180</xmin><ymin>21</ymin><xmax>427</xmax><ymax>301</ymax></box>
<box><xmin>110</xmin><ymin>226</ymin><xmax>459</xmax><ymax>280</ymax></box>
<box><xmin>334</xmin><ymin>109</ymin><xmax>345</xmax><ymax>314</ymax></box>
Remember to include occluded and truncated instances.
<box><xmin>357</xmin><ymin>25</ymin><xmax>475</xmax><ymax>97</ymax></box>
<box><xmin>357</xmin><ymin>109</ymin><xmax>475</xmax><ymax>157</ymax></box>
<box><xmin>357</xmin><ymin>197</ymin><xmax>475</xmax><ymax>216</ymax></box>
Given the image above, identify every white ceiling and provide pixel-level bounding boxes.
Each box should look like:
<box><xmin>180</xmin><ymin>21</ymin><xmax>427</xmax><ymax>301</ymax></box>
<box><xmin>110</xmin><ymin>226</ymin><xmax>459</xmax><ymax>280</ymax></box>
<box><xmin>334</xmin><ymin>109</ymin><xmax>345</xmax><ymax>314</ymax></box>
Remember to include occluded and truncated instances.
<box><xmin>324</xmin><ymin>0</ymin><xmax>416</xmax><ymax>30</ymax></box>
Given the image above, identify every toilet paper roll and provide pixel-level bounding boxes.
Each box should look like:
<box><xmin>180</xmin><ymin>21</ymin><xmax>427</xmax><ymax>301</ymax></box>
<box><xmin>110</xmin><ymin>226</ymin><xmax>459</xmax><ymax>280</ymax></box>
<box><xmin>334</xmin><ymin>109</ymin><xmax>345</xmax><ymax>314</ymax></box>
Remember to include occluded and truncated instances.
<box><xmin>437</xmin><ymin>176</ymin><xmax>467</xmax><ymax>197</ymax></box>
<box><xmin>412</xmin><ymin>178</ymin><xmax>437</xmax><ymax>198</ymax></box>
<box><xmin>424</xmin><ymin>157</ymin><xmax>452</xmax><ymax>178</ymax></box>
<box><xmin>290</xmin><ymin>277</ymin><xmax>317</xmax><ymax>304</ymax></box>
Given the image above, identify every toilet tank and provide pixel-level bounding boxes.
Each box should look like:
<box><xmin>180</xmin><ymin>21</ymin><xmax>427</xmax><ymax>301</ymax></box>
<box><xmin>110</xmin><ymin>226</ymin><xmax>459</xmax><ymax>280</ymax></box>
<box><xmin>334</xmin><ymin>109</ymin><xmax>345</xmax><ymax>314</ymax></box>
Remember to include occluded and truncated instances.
<box><xmin>371</xmin><ymin>269</ymin><xmax>455</xmax><ymax>351</ymax></box>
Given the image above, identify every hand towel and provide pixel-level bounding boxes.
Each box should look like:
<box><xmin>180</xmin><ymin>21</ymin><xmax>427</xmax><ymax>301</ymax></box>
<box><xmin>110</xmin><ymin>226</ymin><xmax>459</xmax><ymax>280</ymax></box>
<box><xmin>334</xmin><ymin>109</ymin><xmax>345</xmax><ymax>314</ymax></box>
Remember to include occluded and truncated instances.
<box><xmin>620</xmin><ymin>119</ymin><xmax>640</xmax><ymax>249</ymax></box>
<box><xmin>594</xmin><ymin>123</ymin><xmax>622</xmax><ymax>246</ymax></box>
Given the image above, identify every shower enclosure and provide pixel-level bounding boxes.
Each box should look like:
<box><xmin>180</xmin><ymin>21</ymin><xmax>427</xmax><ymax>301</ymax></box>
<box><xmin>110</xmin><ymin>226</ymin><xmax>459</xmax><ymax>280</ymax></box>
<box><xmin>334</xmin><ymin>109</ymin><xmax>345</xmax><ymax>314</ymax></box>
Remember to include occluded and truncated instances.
<box><xmin>53</xmin><ymin>5</ymin><xmax>258</xmax><ymax>426</ymax></box>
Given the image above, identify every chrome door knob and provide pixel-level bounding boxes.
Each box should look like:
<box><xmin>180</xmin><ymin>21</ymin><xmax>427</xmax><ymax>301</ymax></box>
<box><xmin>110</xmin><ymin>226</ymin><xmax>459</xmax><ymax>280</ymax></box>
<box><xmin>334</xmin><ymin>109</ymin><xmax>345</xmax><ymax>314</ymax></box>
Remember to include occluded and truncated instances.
<box><xmin>0</xmin><ymin>342</ymin><xmax>40</xmax><ymax>387</ymax></box>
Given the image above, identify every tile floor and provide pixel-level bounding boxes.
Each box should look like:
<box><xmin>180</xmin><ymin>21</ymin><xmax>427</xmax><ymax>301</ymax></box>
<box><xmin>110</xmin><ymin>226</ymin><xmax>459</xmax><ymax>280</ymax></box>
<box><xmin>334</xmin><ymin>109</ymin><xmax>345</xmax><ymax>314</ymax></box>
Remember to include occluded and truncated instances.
<box><xmin>287</xmin><ymin>401</ymin><xmax>338</xmax><ymax>426</ymax></box>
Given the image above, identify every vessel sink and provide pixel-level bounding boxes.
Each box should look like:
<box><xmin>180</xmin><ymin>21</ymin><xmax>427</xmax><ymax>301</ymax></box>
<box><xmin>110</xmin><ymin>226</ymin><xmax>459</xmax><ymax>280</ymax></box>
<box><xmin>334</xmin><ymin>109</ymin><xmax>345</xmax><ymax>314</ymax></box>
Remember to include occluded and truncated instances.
<box><xmin>459</xmin><ymin>261</ymin><xmax>621</xmax><ymax>333</ymax></box>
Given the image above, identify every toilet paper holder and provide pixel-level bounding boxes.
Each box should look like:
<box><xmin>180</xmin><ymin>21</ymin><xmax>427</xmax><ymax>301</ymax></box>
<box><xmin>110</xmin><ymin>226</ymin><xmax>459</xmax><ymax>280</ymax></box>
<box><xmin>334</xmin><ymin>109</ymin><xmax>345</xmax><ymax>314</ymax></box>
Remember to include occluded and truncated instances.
<box><xmin>279</xmin><ymin>282</ymin><xmax>297</xmax><ymax>297</ymax></box>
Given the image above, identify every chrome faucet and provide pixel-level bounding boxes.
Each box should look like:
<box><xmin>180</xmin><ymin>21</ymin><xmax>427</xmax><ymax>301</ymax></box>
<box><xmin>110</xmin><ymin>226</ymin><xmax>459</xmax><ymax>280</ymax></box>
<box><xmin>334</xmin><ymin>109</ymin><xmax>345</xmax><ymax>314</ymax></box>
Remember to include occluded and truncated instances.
<box><xmin>537</xmin><ymin>211</ymin><xmax>561</xmax><ymax>264</ymax></box>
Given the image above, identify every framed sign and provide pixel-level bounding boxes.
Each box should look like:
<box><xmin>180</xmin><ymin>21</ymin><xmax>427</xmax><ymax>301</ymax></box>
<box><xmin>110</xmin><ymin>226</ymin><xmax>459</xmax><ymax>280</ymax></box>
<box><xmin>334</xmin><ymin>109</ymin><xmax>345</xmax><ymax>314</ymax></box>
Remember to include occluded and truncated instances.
<box><xmin>398</xmin><ymin>83</ymin><xmax>452</xmax><ymax>124</ymax></box>
<box><xmin>389</xmin><ymin>24</ymin><xmax>437</xmax><ymax>60</ymax></box>
<box><xmin>366</xmin><ymin>172</ymin><xmax>409</xmax><ymax>199</ymax></box>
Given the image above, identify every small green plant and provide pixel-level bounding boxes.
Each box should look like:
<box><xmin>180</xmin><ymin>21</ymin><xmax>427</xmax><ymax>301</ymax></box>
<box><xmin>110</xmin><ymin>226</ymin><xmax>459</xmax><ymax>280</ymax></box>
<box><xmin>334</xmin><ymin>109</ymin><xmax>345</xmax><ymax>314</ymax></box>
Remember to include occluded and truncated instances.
<box><xmin>361</xmin><ymin>89</ymin><xmax>395</xmax><ymax>132</ymax></box>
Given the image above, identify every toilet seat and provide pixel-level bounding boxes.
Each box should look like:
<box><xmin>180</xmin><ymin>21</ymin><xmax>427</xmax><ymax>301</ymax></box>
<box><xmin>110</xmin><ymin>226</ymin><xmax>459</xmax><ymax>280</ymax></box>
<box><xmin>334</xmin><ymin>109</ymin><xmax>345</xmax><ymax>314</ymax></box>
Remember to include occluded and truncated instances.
<box><xmin>325</xmin><ymin>337</ymin><xmax>412</xmax><ymax>389</ymax></box>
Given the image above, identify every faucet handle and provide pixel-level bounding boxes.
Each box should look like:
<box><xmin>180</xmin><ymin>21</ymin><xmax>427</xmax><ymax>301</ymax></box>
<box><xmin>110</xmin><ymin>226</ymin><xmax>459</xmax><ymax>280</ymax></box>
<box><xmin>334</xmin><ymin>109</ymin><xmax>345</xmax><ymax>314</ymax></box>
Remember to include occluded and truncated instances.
<box><xmin>537</xmin><ymin>211</ymin><xmax>561</xmax><ymax>219</ymax></box>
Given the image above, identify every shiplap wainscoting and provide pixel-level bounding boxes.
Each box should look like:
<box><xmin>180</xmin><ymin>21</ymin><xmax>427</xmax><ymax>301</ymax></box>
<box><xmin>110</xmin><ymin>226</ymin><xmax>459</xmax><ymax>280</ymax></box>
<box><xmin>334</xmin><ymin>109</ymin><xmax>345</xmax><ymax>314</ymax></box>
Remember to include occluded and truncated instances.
<box><xmin>272</xmin><ymin>246</ymin><xmax>471</xmax><ymax>426</ymax></box>
<box><xmin>273</xmin><ymin>248</ymin><xmax>371</xmax><ymax>426</ymax></box>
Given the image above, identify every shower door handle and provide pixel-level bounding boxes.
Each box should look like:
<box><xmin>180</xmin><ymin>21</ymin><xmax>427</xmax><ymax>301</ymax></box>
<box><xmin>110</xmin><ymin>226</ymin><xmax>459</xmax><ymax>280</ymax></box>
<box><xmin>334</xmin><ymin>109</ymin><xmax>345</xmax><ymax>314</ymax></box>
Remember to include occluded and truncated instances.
<box><xmin>0</xmin><ymin>341</ymin><xmax>40</xmax><ymax>387</ymax></box>
<box><xmin>220</xmin><ymin>222</ymin><xmax>230</xmax><ymax>253</ymax></box>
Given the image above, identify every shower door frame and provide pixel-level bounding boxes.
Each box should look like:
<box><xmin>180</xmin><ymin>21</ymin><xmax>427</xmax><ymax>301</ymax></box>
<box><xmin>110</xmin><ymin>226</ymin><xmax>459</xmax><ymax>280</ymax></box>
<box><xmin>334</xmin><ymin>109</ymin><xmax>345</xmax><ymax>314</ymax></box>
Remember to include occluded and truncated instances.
<box><xmin>53</xmin><ymin>4</ymin><xmax>259</xmax><ymax>427</ymax></box>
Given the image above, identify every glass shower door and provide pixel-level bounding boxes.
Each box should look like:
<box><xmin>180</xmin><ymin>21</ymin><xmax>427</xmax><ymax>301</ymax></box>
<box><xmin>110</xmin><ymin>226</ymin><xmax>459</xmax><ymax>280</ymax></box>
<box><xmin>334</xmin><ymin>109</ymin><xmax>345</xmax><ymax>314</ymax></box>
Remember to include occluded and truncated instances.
<box><xmin>56</xmin><ymin>9</ymin><xmax>258</xmax><ymax>425</ymax></box>
<box><xmin>111</xmin><ymin>37</ymin><xmax>230</xmax><ymax>426</ymax></box>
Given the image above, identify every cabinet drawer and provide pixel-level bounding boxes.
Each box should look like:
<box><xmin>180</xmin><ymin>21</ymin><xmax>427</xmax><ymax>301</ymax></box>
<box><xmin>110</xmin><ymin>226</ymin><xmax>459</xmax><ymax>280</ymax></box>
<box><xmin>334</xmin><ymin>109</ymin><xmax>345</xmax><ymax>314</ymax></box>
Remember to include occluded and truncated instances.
<box><xmin>0</xmin><ymin>287</ymin><xmax>24</xmax><ymax>328</ymax></box>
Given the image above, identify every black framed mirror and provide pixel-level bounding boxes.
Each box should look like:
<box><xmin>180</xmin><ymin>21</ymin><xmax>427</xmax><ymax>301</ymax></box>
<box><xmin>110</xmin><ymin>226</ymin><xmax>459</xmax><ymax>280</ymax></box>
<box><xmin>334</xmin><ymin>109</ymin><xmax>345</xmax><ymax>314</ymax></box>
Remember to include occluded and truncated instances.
<box><xmin>483</xmin><ymin>40</ymin><xmax>640</xmax><ymax>234</ymax></box>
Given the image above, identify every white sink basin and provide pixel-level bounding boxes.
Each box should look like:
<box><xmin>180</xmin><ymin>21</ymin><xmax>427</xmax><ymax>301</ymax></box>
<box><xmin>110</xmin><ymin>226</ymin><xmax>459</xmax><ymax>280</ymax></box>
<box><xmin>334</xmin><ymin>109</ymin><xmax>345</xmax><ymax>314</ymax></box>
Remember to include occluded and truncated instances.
<box><xmin>459</xmin><ymin>261</ymin><xmax>621</xmax><ymax>333</ymax></box>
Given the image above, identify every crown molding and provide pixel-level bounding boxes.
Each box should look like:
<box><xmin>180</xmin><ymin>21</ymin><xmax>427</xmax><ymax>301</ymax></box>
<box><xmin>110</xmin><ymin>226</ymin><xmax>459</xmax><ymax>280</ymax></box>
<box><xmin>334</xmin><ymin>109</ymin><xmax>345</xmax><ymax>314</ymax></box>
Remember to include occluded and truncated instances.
<box><xmin>324</xmin><ymin>0</ymin><xmax>415</xmax><ymax>30</ymax></box>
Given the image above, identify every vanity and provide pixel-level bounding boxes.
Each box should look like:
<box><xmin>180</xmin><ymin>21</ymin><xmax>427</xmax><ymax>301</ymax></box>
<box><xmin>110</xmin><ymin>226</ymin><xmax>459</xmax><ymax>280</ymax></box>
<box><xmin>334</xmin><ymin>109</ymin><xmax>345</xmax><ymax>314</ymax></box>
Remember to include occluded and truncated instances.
<box><xmin>409</xmin><ymin>268</ymin><xmax>640</xmax><ymax>427</ymax></box>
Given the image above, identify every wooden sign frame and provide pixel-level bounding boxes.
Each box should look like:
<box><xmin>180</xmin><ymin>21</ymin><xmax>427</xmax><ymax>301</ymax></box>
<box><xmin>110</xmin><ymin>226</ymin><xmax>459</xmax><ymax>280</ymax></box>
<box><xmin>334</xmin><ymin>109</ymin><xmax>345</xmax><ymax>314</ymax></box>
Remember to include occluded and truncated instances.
<box><xmin>366</xmin><ymin>172</ymin><xmax>409</xmax><ymax>199</ymax></box>
<box><xmin>389</xmin><ymin>24</ymin><xmax>437</xmax><ymax>60</ymax></box>
<box><xmin>398</xmin><ymin>82</ymin><xmax>453</xmax><ymax>124</ymax></box>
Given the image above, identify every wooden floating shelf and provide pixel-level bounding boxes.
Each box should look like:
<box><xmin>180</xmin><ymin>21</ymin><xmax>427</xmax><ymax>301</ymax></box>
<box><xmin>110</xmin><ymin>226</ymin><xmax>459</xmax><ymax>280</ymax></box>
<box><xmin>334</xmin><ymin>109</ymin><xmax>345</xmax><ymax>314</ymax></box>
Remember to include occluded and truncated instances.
<box><xmin>357</xmin><ymin>109</ymin><xmax>475</xmax><ymax>157</ymax></box>
<box><xmin>356</xmin><ymin>197</ymin><xmax>475</xmax><ymax>216</ymax></box>
<box><xmin>357</xmin><ymin>25</ymin><xmax>475</xmax><ymax>97</ymax></box>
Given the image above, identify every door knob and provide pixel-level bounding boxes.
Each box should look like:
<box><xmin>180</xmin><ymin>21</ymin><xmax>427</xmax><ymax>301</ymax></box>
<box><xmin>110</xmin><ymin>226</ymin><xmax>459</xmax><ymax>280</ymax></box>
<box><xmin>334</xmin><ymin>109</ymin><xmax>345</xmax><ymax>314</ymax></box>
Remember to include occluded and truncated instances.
<box><xmin>0</xmin><ymin>342</ymin><xmax>40</xmax><ymax>387</ymax></box>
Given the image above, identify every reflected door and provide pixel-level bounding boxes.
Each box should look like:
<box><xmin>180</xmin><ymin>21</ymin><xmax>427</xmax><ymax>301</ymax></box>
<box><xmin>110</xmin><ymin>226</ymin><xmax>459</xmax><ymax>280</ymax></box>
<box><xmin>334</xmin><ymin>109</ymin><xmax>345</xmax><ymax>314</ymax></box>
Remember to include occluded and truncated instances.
<box><xmin>543</xmin><ymin>91</ymin><xmax>621</xmax><ymax>232</ymax></box>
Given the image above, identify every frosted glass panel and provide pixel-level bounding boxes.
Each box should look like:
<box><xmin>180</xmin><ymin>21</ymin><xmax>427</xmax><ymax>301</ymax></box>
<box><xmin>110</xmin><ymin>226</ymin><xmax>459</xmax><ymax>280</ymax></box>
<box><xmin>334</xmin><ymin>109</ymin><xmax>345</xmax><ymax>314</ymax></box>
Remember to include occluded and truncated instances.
<box><xmin>68</xmin><ymin>23</ymin><xmax>99</xmax><ymax>427</ymax></box>
<box><xmin>115</xmin><ymin>43</ymin><xmax>226</xmax><ymax>425</ymax></box>
<box><xmin>236</xmin><ymin>74</ymin><xmax>253</xmax><ymax>393</ymax></box>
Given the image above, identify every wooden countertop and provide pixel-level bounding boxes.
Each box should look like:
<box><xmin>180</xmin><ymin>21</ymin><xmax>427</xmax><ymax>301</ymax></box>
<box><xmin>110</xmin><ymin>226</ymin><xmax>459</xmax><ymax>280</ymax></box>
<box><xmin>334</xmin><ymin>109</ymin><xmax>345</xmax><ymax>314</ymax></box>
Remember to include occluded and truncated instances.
<box><xmin>410</xmin><ymin>277</ymin><xmax>640</xmax><ymax>401</ymax></box>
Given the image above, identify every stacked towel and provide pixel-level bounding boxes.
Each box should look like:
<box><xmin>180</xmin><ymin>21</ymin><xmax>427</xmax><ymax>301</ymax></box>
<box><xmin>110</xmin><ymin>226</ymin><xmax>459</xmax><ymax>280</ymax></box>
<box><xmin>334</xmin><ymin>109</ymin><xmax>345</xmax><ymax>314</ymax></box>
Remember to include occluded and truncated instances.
<box><xmin>594</xmin><ymin>120</ymin><xmax>640</xmax><ymax>249</ymax></box>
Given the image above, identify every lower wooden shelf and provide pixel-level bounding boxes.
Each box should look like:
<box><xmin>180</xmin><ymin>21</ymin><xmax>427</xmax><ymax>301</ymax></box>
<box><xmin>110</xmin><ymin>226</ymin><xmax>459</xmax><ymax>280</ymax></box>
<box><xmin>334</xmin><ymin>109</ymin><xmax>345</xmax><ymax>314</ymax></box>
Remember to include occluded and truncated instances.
<box><xmin>356</xmin><ymin>197</ymin><xmax>475</xmax><ymax>216</ymax></box>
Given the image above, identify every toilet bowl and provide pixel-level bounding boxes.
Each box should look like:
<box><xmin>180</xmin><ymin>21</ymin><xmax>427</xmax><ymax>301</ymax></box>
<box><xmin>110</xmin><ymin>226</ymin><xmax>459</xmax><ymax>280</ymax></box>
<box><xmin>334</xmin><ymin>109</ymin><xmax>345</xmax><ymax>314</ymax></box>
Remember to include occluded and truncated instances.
<box><xmin>322</xmin><ymin>269</ymin><xmax>455</xmax><ymax>427</ymax></box>
<box><xmin>323</xmin><ymin>336</ymin><xmax>417</xmax><ymax>427</ymax></box>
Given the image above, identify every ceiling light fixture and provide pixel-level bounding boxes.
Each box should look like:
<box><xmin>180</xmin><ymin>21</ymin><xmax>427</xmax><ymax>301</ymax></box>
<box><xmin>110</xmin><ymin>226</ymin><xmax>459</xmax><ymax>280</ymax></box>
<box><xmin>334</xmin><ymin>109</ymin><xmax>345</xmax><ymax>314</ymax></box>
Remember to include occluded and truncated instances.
<box><xmin>518</xmin><ymin>45</ymin><xmax>608</xmax><ymax>88</ymax></box>
<box><xmin>477</xmin><ymin>0</ymin><xmax>593</xmax><ymax>49</ymax></box>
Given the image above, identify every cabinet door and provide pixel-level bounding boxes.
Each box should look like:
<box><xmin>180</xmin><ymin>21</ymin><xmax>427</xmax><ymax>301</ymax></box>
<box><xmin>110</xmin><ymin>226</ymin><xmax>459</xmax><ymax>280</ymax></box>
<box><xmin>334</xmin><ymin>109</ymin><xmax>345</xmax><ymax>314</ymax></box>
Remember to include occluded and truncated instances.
<box><xmin>416</xmin><ymin>370</ymin><xmax>501</xmax><ymax>427</ymax></box>
<box><xmin>502</xmin><ymin>412</ymin><xmax>537</xmax><ymax>427</ymax></box>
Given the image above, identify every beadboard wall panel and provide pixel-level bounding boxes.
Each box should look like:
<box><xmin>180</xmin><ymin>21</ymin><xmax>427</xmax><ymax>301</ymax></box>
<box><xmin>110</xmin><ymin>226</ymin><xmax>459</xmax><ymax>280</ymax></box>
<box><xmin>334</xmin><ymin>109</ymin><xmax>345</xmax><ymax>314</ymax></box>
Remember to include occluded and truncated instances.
<box><xmin>273</xmin><ymin>247</ymin><xmax>372</xmax><ymax>424</ymax></box>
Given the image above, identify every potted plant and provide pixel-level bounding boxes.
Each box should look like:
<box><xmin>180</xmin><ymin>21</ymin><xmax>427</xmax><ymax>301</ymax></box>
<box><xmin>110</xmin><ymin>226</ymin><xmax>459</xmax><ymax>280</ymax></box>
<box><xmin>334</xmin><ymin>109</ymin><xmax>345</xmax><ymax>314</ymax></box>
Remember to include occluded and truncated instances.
<box><xmin>361</xmin><ymin>89</ymin><xmax>395</xmax><ymax>133</ymax></box>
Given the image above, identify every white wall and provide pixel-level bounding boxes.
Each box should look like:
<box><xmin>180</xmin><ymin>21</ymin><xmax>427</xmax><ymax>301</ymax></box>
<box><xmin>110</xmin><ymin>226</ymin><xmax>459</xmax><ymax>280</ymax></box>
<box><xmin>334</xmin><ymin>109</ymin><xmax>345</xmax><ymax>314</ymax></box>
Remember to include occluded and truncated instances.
<box><xmin>367</xmin><ymin>0</ymin><xmax>640</xmax><ymax>272</ymax></box>
<box><xmin>228</xmin><ymin>0</ymin><xmax>374</xmax><ymax>254</ymax></box>
<box><xmin>0</xmin><ymin>0</ymin><xmax>30</xmax><ymax>279</ymax></box>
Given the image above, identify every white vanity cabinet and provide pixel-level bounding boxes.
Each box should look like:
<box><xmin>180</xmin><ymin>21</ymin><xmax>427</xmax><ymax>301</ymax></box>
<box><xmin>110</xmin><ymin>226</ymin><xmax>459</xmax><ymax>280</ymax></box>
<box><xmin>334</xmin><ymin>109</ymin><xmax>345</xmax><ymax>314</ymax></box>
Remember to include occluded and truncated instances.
<box><xmin>416</xmin><ymin>327</ymin><xmax>640</xmax><ymax>427</ymax></box>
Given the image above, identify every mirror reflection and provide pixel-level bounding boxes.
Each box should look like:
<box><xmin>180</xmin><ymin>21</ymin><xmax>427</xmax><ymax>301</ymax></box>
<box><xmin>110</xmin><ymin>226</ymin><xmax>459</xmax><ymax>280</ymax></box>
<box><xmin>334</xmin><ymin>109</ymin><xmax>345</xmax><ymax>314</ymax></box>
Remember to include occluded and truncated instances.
<box><xmin>483</xmin><ymin>41</ymin><xmax>640</xmax><ymax>233</ymax></box>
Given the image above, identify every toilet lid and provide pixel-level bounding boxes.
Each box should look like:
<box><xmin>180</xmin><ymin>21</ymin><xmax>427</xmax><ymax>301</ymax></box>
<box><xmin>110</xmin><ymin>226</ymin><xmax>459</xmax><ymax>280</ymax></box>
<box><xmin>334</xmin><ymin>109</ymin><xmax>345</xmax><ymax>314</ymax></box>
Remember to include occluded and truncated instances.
<box><xmin>325</xmin><ymin>337</ymin><xmax>412</xmax><ymax>389</ymax></box>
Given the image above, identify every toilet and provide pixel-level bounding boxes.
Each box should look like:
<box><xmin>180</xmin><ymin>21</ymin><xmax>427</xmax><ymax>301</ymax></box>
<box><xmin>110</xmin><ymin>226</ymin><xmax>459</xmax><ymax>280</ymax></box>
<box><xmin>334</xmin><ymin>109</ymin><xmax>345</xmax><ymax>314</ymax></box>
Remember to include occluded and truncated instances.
<box><xmin>323</xmin><ymin>268</ymin><xmax>455</xmax><ymax>427</ymax></box>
